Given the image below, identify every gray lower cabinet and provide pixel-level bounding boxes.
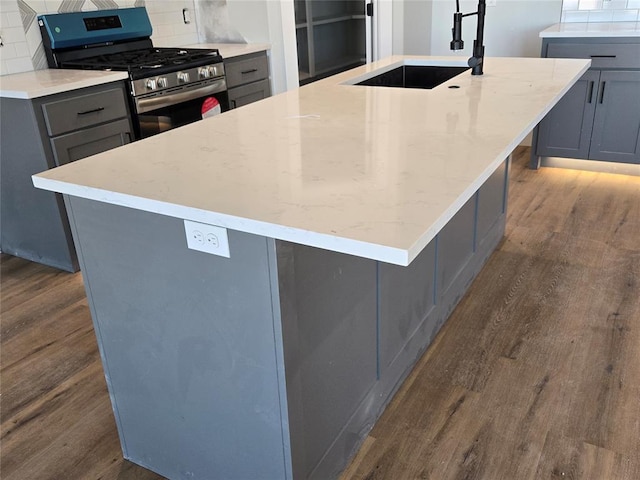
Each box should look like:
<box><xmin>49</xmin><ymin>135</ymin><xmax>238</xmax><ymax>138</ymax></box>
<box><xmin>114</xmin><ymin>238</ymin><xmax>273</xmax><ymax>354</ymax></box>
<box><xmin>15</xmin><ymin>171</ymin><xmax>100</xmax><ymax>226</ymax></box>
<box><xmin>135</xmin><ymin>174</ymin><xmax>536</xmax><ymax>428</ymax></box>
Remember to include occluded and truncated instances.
<box><xmin>589</xmin><ymin>70</ymin><xmax>640</xmax><ymax>163</ymax></box>
<box><xmin>225</xmin><ymin>51</ymin><xmax>271</xmax><ymax>109</ymax></box>
<box><xmin>533</xmin><ymin>37</ymin><xmax>640</xmax><ymax>166</ymax></box>
<box><xmin>64</xmin><ymin>156</ymin><xmax>510</xmax><ymax>480</ymax></box>
<box><xmin>0</xmin><ymin>81</ymin><xmax>132</xmax><ymax>271</ymax></box>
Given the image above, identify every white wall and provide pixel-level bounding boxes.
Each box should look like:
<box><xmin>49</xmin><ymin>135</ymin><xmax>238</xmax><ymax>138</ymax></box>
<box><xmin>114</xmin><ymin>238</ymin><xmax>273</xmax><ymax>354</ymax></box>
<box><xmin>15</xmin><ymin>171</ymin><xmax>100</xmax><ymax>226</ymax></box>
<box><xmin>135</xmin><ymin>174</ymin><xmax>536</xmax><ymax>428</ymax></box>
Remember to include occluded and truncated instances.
<box><xmin>224</xmin><ymin>0</ymin><xmax>297</xmax><ymax>94</ymax></box>
<box><xmin>428</xmin><ymin>0</ymin><xmax>563</xmax><ymax>57</ymax></box>
<box><xmin>402</xmin><ymin>0</ymin><xmax>433</xmax><ymax>55</ymax></box>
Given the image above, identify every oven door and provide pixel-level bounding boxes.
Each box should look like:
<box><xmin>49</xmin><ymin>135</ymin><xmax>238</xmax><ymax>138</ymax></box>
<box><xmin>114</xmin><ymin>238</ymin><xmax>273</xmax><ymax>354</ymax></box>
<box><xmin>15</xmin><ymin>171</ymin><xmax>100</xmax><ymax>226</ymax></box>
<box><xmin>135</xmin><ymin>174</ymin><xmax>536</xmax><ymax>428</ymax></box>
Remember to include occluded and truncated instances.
<box><xmin>133</xmin><ymin>78</ymin><xmax>229</xmax><ymax>139</ymax></box>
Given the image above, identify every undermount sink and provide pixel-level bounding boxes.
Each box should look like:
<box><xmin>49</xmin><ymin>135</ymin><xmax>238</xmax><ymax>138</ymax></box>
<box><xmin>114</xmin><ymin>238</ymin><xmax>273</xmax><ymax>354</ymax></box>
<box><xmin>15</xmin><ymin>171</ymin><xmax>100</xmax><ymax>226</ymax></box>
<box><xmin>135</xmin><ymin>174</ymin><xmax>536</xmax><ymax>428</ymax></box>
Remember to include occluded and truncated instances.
<box><xmin>352</xmin><ymin>64</ymin><xmax>470</xmax><ymax>90</ymax></box>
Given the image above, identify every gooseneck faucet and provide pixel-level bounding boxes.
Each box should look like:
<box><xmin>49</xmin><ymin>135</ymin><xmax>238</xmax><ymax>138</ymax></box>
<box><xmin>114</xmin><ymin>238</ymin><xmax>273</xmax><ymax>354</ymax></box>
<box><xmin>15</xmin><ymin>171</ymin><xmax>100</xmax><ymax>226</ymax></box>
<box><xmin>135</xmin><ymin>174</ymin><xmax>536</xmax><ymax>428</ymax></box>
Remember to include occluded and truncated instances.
<box><xmin>450</xmin><ymin>0</ymin><xmax>486</xmax><ymax>75</ymax></box>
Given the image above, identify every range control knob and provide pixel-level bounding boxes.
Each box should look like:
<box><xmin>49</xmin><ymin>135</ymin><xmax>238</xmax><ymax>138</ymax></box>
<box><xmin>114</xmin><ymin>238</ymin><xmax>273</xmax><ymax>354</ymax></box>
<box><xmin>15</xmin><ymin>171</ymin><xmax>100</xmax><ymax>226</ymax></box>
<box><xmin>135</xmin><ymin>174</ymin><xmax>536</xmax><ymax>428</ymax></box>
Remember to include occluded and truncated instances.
<box><xmin>208</xmin><ymin>66</ymin><xmax>218</xmax><ymax>77</ymax></box>
<box><xmin>157</xmin><ymin>77</ymin><xmax>168</xmax><ymax>88</ymax></box>
<box><xmin>199</xmin><ymin>67</ymin><xmax>211</xmax><ymax>79</ymax></box>
<box><xmin>177</xmin><ymin>72</ymin><xmax>190</xmax><ymax>83</ymax></box>
<box><xmin>145</xmin><ymin>78</ymin><xmax>157</xmax><ymax>90</ymax></box>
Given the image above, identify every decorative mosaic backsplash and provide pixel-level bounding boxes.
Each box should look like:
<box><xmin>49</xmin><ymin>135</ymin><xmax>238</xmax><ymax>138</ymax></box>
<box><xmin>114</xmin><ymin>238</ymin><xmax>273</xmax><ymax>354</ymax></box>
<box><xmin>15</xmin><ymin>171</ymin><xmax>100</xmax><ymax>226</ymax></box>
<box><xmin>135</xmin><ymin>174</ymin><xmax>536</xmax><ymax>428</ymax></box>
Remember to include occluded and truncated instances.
<box><xmin>562</xmin><ymin>0</ymin><xmax>640</xmax><ymax>22</ymax></box>
<box><xmin>0</xmin><ymin>0</ymin><xmax>198</xmax><ymax>75</ymax></box>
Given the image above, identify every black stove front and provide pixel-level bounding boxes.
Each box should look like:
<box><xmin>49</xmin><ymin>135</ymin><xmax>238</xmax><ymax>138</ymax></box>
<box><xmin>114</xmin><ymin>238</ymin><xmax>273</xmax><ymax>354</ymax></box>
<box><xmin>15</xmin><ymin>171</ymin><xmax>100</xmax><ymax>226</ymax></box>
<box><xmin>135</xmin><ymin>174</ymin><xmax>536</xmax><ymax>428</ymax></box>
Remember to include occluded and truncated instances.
<box><xmin>39</xmin><ymin>7</ymin><xmax>229</xmax><ymax>140</ymax></box>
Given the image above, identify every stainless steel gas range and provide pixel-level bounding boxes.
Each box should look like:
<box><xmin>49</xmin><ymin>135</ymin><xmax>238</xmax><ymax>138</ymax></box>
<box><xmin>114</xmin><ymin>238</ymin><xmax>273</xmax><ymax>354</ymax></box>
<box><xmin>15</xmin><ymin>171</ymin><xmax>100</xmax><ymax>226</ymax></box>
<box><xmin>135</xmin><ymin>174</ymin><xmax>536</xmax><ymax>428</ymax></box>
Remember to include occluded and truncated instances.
<box><xmin>39</xmin><ymin>7</ymin><xmax>229</xmax><ymax>139</ymax></box>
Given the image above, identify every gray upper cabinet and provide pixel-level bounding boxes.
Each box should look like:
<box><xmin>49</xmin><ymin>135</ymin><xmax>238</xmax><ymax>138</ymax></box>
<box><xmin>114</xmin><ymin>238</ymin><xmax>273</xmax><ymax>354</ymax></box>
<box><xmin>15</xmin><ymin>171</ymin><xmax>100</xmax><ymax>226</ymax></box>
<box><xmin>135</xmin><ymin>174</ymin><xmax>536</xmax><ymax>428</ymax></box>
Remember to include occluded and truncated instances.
<box><xmin>225</xmin><ymin>51</ymin><xmax>271</xmax><ymax>109</ymax></box>
<box><xmin>534</xmin><ymin>37</ymin><xmax>640</xmax><ymax>166</ymax></box>
<box><xmin>0</xmin><ymin>81</ymin><xmax>133</xmax><ymax>272</ymax></box>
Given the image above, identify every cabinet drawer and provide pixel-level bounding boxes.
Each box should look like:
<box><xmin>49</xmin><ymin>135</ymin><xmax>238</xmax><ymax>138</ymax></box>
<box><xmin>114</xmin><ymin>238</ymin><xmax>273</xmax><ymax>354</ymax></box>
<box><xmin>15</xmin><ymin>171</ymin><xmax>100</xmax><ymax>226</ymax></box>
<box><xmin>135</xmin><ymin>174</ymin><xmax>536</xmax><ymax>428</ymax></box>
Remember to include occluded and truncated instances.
<box><xmin>546</xmin><ymin>43</ymin><xmax>640</xmax><ymax>69</ymax></box>
<box><xmin>225</xmin><ymin>54</ymin><xmax>269</xmax><ymax>88</ymax></box>
<box><xmin>228</xmin><ymin>79</ymin><xmax>271</xmax><ymax>109</ymax></box>
<box><xmin>50</xmin><ymin>118</ymin><xmax>132</xmax><ymax>166</ymax></box>
<box><xmin>42</xmin><ymin>87</ymin><xmax>129</xmax><ymax>137</ymax></box>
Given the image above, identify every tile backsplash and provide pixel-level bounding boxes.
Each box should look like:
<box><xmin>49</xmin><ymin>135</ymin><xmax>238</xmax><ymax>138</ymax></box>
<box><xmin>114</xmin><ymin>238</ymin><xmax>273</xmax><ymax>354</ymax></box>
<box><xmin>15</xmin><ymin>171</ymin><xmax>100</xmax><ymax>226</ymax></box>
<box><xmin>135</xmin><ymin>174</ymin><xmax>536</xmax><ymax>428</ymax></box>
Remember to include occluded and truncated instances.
<box><xmin>562</xmin><ymin>0</ymin><xmax>640</xmax><ymax>22</ymax></box>
<box><xmin>0</xmin><ymin>0</ymin><xmax>198</xmax><ymax>75</ymax></box>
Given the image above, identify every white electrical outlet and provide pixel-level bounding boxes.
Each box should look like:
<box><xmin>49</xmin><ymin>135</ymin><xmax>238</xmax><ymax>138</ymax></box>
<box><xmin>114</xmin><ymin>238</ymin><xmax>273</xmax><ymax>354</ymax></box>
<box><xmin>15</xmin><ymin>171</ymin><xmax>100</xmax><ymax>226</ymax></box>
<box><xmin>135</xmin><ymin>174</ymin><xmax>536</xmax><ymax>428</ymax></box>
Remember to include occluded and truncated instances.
<box><xmin>184</xmin><ymin>220</ymin><xmax>230</xmax><ymax>258</ymax></box>
<box><xmin>487</xmin><ymin>0</ymin><xmax>497</xmax><ymax>6</ymax></box>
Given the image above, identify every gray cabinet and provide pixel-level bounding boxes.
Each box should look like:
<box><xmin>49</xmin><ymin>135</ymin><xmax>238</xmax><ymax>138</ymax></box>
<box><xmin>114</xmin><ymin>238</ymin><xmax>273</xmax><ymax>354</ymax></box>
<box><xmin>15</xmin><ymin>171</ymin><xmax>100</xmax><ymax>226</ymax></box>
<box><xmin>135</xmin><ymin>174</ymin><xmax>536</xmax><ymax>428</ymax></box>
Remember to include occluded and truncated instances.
<box><xmin>225</xmin><ymin>51</ymin><xmax>271</xmax><ymax>109</ymax></box>
<box><xmin>0</xmin><ymin>82</ymin><xmax>132</xmax><ymax>271</ymax></box>
<box><xmin>533</xmin><ymin>38</ymin><xmax>640</xmax><ymax>166</ymax></box>
<box><xmin>295</xmin><ymin>0</ymin><xmax>367</xmax><ymax>84</ymax></box>
<box><xmin>589</xmin><ymin>70</ymin><xmax>640</xmax><ymax>163</ymax></box>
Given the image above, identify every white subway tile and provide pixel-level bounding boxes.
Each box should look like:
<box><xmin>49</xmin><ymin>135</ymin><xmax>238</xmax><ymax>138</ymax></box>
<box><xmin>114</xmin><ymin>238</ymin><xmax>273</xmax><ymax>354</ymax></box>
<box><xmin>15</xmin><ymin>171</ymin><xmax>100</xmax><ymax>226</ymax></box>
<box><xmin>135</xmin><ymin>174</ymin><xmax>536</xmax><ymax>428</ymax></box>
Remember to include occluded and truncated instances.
<box><xmin>0</xmin><ymin>1</ymin><xmax>20</xmax><ymax>13</ymax></box>
<box><xmin>563</xmin><ymin>0</ymin><xmax>580</xmax><ymax>10</ymax></box>
<box><xmin>28</xmin><ymin>1</ymin><xmax>49</xmax><ymax>15</ymax></box>
<box><xmin>588</xmin><ymin>9</ymin><xmax>614</xmax><ymax>20</ymax></box>
<box><xmin>1</xmin><ymin>26</ymin><xmax>26</xmax><ymax>44</ymax></box>
<box><xmin>151</xmin><ymin>23</ymin><xmax>174</xmax><ymax>38</ymax></box>
<box><xmin>0</xmin><ymin>43</ymin><xmax>17</xmax><ymax>60</ymax></box>
<box><xmin>563</xmin><ymin>10</ymin><xmax>591</xmax><ymax>21</ymax></box>
<box><xmin>26</xmin><ymin>22</ymin><xmax>43</xmax><ymax>54</ymax></box>
<box><xmin>627</xmin><ymin>0</ymin><xmax>640</xmax><ymax>8</ymax></box>
<box><xmin>602</xmin><ymin>0</ymin><xmax>626</xmax><ymax>9</ymax></box>
<box><xmin>6</xmin><ymin>56</ymin><xmax>34</xmax><ymax>74</ymax></box>
<box><xmin>1</xmin><ymin>59</ymin><xmax>9</xmax><ymax>76</ymax></box>
<box><xmin>14</xmin><ymin>41</ymin><xmax>29</xmax><ymax>56</ymax></box>
<box><xmin>45</xmin><ymin>1</ymin><xmax>63</xmax><ymax>14</ymax></box>
<box><xmin>6</xmin><ymin>9</ymin><xmax>21</xmax><ymax>27</ymax></box>
<box><xmin>612</xmin><ymin>8</ymin><xmax>639</xmax><ymax>19</ymax></box>
<box><xmin>579</xmin><ymin>0</ymin><xmax>603</xmax><ymax>9</ymax></box>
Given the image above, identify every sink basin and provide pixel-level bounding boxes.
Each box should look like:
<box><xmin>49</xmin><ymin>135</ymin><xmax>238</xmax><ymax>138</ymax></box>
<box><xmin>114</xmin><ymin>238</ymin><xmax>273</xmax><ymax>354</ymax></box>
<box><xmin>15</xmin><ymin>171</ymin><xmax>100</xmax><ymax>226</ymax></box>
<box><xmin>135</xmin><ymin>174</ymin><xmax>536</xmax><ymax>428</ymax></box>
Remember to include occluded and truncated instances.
<box><xmin>354</xmin><ymin>65</ymin><xmax>469</xmax><ymax>90</ymax></box>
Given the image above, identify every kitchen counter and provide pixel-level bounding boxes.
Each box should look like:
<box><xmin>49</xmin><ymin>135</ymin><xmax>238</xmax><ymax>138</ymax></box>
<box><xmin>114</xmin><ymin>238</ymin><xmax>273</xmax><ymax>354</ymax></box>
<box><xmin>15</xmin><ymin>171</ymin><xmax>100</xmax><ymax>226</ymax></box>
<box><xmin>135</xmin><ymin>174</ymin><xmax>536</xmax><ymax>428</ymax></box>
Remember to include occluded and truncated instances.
<box><xmin>540</xmin><ymin>21</ymin><xmax>640</xmax><ymax>38</ymax></box>
<box><xmin>33</xmin><ymin>55</ymin><xmax>589</xmax><ymax>266</ymax></box>
<box><xmin>0</xmin><ymin>69</ymin><xmax>129</xmax><ymax>99</ymax></box>
<box><xmin>30</xmin><ymin>55</ymin><xmax>590</xmax><ymax>480</ymax></box>
<box><xmin>184</xmin><ymin>42</ymin><xmax>270</xmax><ymax>59</ymax></box>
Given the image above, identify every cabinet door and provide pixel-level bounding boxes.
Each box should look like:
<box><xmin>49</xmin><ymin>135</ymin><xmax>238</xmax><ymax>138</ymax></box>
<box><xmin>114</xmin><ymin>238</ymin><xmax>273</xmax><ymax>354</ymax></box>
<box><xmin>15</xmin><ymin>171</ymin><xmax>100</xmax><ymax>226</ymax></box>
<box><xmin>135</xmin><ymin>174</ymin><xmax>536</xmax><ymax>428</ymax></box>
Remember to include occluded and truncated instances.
<box><xmin>589</xmin><ymin>70</ymin><xmax>640</xmax><ymax>164</ymax></box>
<box><xmin>536</xmin><ymin>69</ymin><xmax>599</xmax><ymax>159</ymax></box>
<box><xmin>228</xmin><ymin>79</ymin><xmax>271</xmax><ymax>109</ymax></box>
<box><xmin>51</xmin><ymin>119</ymin><xmax>132</xmax><ymax>166</ymax></box>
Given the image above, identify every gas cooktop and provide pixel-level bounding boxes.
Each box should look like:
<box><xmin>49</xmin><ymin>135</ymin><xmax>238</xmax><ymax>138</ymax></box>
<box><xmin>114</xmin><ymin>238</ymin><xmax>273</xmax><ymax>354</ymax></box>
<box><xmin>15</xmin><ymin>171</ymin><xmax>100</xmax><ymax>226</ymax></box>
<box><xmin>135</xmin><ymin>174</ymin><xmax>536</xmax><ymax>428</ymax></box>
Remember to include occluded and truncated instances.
<box><xmin>58</xmin><ymin>47</ymin><xmax>223</xmax><ymax>79</ymax></box>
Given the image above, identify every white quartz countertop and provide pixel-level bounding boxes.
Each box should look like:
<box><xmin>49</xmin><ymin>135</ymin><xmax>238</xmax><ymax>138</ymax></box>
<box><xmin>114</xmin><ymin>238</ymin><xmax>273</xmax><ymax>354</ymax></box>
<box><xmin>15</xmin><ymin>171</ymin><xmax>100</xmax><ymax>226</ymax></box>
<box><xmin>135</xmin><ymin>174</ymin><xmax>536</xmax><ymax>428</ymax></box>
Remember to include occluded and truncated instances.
<box><xmin>0</xmin><ymin>69</ymin><xmax>129</xmax><ymax>99</ymax></box>
<box><xmin>33</xmin><ymin>56</ymin><xmax>590</xmax><ymax>266</ymax></box>
<box><xmin>540</xmin><ymin>22</ymin><xmax>640</xmax><ymax>38</ymax></box>
<box><xmin>184</xmin><ymin>43</ymin><xmax>270</xmax><ymax>59</ymax></box>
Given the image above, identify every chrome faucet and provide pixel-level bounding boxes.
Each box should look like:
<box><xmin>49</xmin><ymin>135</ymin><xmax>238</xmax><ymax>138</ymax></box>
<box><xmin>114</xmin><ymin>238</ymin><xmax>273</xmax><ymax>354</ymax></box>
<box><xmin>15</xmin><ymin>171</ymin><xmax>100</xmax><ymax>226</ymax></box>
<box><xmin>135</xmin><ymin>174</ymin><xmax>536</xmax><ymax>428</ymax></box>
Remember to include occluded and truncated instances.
<box><xmin>450</xmin><ymin>0</ymin><xmax>486</xmax><ymax>75</ymax></box>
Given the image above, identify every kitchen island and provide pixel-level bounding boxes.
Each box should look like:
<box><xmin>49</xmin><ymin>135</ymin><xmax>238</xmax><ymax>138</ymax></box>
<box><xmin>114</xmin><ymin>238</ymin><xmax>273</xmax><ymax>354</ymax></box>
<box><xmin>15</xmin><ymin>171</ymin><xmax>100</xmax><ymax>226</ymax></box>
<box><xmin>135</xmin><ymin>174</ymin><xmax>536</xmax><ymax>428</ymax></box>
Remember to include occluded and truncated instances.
<box><xmin>33</xmin><ymin>56</ymin><xmax>589</xmax><ymax>480</ymax></box>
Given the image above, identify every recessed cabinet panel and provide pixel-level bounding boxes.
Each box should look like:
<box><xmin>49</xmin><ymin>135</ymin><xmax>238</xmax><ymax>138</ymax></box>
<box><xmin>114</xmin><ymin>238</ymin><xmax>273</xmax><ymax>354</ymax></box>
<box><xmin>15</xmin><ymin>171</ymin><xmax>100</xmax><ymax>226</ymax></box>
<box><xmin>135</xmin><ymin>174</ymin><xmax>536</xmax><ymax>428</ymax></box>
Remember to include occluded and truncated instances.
<box><xmin>477</xmin><ymin>161</ymin><xmax>507</xmax><ymax>244</ymax></box>
<box><xmin>589</xmin><ymin>70</ymin><xmax>640</xmax><ymax>164</ymax></box>
<box><xmin>51</xmin><ymin>118</ymin><xmax>132</xmax><ymax>166</ymax></box>
<box><xmin>379</xmin><ymin>240</ymin><xmax>436</xmax><ymax>374</ymax></box>
<box><xmin>536</xmin><ymin>70</ymin><xmax>599</xmax><ymax>159</ymax></box>
<box><xmin>437</xmin><ymin>196</ymin><xmax>476</xmax><ymax>297</ymax></box>
<box><xmin>225</xmin><ymin>54</ymin><xmax>269</xmax><ymax>89</ymax></box>
<box><xmin>42</xmin><ymin>87</ymin><xmax>128</xmax><ymax>136</ymax></box>
<box><xmin>228</xmin><ymin>79</ymin><xmax>271</xmax><ymax>109</ymax></box>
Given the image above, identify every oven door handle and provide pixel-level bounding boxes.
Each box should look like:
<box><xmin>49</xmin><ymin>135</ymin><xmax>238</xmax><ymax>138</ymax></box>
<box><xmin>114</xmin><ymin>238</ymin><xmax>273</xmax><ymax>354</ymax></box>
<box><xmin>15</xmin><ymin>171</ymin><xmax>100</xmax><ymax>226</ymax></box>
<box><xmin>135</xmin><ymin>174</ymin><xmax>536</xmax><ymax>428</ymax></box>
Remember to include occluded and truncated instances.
<box><xmin>135</xmin><ymin>79</ymin><xmax>227</xmax><ymax>114</ymax></box>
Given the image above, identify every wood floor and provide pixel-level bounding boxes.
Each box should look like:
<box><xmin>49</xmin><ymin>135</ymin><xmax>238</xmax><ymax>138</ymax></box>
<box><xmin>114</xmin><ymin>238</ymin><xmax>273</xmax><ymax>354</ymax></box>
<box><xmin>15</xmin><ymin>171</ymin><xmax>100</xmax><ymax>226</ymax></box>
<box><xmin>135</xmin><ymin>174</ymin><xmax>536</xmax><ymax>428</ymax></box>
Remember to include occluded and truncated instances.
<box><xmin>2</xmin><ymin>148</ymin><xmax>639</xmax><ymax>480</ymax></box>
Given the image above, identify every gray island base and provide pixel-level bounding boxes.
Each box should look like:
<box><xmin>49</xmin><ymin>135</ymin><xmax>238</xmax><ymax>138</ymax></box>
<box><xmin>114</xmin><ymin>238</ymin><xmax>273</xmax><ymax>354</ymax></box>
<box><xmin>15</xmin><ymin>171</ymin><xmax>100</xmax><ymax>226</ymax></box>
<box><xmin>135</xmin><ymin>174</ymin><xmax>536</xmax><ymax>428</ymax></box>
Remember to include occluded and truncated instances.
<box><xmin>64</xmin><ymin>159</ymin><xmax>509</xmax><ymax>480</ymax></box>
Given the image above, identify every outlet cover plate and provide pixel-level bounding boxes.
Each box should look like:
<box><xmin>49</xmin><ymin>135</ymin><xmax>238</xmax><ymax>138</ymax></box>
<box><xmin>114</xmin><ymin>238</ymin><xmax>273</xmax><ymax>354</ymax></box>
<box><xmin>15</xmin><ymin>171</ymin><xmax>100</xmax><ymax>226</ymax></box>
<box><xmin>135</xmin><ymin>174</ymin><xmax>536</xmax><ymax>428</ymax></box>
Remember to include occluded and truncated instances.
<box><xmin>184</xmin><ymin>220</ymin><xmax>230</xmax><ymax>258</ymax></box>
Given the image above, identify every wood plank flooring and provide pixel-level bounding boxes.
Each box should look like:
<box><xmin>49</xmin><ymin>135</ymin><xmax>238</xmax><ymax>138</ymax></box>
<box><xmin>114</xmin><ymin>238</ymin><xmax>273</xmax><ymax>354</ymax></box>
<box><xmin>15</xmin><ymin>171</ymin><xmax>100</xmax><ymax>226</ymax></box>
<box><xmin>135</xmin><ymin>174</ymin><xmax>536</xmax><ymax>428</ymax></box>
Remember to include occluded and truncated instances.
<box><xmin>1</xmin><ymin>148</ymin><xmax>639</xmax><ymax>480</ymax></box>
